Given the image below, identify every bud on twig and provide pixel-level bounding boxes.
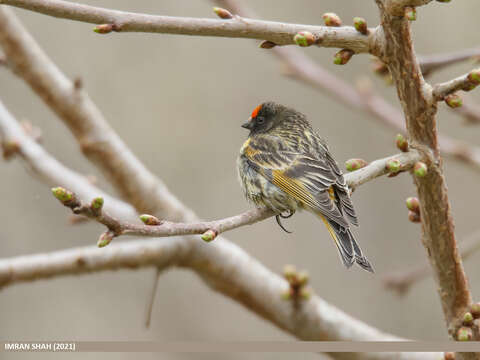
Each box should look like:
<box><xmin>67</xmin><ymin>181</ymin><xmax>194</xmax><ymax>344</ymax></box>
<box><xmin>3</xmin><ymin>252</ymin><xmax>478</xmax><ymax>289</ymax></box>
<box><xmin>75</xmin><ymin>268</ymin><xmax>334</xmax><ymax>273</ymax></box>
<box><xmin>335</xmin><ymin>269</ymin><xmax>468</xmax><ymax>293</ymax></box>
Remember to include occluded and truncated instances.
<box><xmin>334</xmin><ymin>49</ymin><xmax>354</xmax><ymax>65</ymax></box>
<box><xmin>90</xmin><ymin>197</ymin><xmax>104</xmax><ymax>211</ymax></box>
<box><xmin>297</xmin><ymin>271</ymin><xmax>309</xmax><ymax>286</ymax></box>
<box><xmin>259</xmin><ymin>40</ymin><xmax>276</xmax><ymax>49</ymax></box>
<box><xmin>405</xmin><ymin>7</ymin><xmax>416</xmax><ymax>21</ymax></box>
<box><xmin>467</xmin><ymin>68</ymin><xmax>480</xmax><ymax>86</ymax></box>
<box><xmin>408</xmin><ymin>210</ymin><xmax>421</xmax><ymax>223</ymax></box>
<box><xmin>140</xmin><ymin>214</ymin><xmax>163</xmax><ymax>226</ymax></box>
<box><xmin>322</xmin><ymin>13</ymin><xmax>342</xmax><ymax>27</ymax></box>
<box><xmin>395</xmin><ymin>134</ymin><xmax>409</xmax><ymax>152</ymax></box>
<box><xmin>93</xmin><ymin>24</ymin><xmax>114</xmax><ymax>34</ymax></box>
<box><xmin>386</xmin><ymin>159</ymin><xmax>401</xmax><ymax>173</ymax></box>
<box><xmin>97</xmin><ymin>231</ymin><xmax>114</xmax><ymax>247</ymax></box>
<box><xmin>51</xmin><ymin>187</ymin><xmax>73</xmax><ymax>203</ymax></box>
<box><xmin>213</xmin><ymin>7</ymin><xmax>233</xmax><ymax>19</ymax></box>
<box><xmin>463</xmin><ymin>312</ymin><xmax>474</xmax><ymax>326</ymax></box>
<box><xmin>345</xmin><ymin>158</ymin><xmax>368</xmax><ymax>172</ymax></box>
<box><xmin>201</xmin><ymin>229</ymin><xmax>217</xmax><ymax>242</ymax></box>
<box><xmin>353</xmin><ymin>17</ymin><xmax>368</xmax><ymax>35</ymax></box>
<box><xmin>445</xmin><ymin>93</ymin><xmax>462</xmax><ymax>108</ymax></box>
<box><xmin>470</xmin><ymin>302</ymin><xmax>480</xmax><ymax>318</ymax></box>
<box><xmin>406</xmin><ymin>197</ymin><xmax>420</xmax><ymax>213</ymax></box>
<box><xmin>413</xmin><ymin>162</ymin><xmax>428</xmax><ymax>177</ymax></box>
<box><xmin>294</xmin><ymin>31</ymin><xmax>315</xmax><ymax>47</ymax></box>
<box><xmin>283</xmin><ymin>264</ymin><xmax>296</xmax><ymax>282</ymax></box>
<box><xmin>457</xmin><ymin>326</ymin><xmax>473</xmax><ymax>341</ymax></box>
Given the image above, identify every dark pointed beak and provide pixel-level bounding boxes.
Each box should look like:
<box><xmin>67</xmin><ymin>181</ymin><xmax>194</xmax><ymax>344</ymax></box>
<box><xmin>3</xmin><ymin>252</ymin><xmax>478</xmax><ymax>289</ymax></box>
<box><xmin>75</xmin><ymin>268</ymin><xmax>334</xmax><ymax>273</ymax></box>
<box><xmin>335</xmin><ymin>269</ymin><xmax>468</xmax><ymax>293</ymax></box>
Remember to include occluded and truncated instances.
<box><xmin>241</xmin><ymin>117</ymin><xmax>253</xmax><ymax>129</ymax></box>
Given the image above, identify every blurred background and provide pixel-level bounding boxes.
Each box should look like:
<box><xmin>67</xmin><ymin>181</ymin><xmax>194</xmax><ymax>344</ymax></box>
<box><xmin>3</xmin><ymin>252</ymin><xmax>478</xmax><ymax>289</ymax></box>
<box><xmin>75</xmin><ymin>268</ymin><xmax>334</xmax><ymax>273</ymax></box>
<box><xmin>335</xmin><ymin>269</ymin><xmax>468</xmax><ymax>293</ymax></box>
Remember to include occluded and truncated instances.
<box><xmin>1</xmin><ymin>0</ymin><xmax>479</xmax><ymax>359</ymax></box>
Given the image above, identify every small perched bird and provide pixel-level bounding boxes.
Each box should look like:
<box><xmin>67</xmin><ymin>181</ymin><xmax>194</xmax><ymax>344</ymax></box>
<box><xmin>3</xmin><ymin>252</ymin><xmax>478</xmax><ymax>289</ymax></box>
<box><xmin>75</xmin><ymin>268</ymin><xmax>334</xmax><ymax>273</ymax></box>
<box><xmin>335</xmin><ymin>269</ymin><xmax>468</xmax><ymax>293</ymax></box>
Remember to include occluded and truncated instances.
<box><xmin>237</xmin><ymin>102</ymin><xmax>373</xmax><ymax>272</ymax></box>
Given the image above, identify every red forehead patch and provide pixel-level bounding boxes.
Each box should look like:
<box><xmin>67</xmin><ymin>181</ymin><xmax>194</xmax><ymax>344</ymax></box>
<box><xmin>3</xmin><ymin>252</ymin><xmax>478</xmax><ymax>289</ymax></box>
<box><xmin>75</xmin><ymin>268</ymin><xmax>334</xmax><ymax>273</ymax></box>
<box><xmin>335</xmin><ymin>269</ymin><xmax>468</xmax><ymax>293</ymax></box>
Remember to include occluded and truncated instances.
<box><xmin>251</xmin><ymin>104</ymin><xmax>262</xmax><ymax>118</ymax></box>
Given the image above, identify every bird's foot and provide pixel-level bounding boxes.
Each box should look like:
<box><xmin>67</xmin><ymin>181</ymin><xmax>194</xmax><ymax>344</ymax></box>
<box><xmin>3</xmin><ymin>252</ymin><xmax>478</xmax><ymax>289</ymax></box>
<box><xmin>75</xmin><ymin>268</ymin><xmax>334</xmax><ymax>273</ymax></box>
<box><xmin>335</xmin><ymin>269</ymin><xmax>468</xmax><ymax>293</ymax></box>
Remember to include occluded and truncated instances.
<box><xmin>275</xmin><ymin>210</ymin><xmax>295</xmax><ymax>233</ymax></box>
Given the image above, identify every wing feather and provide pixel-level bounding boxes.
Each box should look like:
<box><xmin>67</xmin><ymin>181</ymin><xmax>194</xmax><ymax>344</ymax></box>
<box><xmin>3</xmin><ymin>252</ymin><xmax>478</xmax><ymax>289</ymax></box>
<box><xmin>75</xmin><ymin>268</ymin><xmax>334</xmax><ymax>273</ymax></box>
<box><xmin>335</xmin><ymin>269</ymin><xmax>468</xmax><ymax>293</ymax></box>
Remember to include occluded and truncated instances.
<box><xmin>243</xmin><ymin>135</ymin><xmax>351</xmax><ymax>228</ymax></box>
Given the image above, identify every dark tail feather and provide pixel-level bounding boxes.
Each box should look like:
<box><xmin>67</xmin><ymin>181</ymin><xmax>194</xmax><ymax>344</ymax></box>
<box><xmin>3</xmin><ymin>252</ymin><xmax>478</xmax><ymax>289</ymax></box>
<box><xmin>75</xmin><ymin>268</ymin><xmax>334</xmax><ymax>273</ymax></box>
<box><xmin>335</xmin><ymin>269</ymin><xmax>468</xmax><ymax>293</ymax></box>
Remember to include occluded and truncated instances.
<box><xmin>350</xmin><ymin>232</ymin><xmax>374</xmax><ymax>273</ymax></box>
<box><xmin>321</xmin><ymin>215</ymin><xmax>374</xmax><ymax>273</ymax></box>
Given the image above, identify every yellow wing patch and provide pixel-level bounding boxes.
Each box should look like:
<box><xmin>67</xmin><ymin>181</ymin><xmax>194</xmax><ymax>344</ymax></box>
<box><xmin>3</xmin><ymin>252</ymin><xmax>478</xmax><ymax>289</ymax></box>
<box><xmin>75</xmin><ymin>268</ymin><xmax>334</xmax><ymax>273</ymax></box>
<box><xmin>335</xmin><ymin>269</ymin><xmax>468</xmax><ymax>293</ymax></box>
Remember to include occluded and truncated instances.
<box><xmin>271</xmin><ymin>169</ymin><xmax>318</xmax><ymax>209</ymax></box>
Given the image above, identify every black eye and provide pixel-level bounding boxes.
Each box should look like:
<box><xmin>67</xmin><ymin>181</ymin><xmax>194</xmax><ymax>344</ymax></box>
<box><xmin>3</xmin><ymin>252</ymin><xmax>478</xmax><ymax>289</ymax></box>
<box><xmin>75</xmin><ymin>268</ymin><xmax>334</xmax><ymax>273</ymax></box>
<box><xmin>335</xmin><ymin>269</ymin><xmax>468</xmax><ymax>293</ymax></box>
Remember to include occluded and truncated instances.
<box><xmin>256</xmin><ymin>116</ymin><xmax>265</xmax><ymax>124</ymax></box>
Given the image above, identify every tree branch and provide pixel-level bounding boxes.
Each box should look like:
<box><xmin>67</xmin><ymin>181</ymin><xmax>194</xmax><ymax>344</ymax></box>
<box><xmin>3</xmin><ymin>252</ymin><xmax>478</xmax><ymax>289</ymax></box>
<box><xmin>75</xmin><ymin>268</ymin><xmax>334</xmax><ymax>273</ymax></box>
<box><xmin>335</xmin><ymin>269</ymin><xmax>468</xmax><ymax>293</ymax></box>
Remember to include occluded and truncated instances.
<box><xmin>0</xmin><ymin>6</ymin><xmax>195</xmax><ymax>221</ymax></box>
<box><xmin>0</xmin><ymin>237</ymin><xmax>443</xmax><ymax>360</ymax></box>
<box><xmin>0</xmin><ymin>0</ymin><xmax>376</xmax><ymax>53</ymax></box>
<box><xmin>375</xmin><ymin>0</ymin><xmax>474</xmax><ymax>349</ymax></box>
<box><xmin>48</xmin><ymin>150</ymin><xmax>422</xmax><ymax>245</ymax></box>
<box><xmin>432</xmin><ymin>69</ymin><xmax>480</xmax><ymax>101</ymax></box>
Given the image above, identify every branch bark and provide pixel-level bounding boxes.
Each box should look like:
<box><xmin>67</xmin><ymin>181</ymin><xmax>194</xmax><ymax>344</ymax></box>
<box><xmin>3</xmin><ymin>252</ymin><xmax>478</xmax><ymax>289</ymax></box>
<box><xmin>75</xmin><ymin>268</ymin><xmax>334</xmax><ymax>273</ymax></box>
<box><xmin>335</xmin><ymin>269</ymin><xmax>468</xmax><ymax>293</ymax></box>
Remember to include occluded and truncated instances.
<box><xmin>0</xmin><ymin>0</ymin><xmax>376</xmax><ymax>53</ymax></box>
<box><xmin>375</xmin><ymin>0</ymin><xmax>473</xmax><ymax>347</ymax></box>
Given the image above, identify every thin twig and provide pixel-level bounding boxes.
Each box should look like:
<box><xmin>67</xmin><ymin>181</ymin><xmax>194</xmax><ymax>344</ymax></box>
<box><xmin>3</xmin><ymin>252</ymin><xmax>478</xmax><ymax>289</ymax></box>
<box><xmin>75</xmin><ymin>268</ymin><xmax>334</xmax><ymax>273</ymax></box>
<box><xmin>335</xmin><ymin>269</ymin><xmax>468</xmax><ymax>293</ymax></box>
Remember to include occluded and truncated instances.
<box><xmin>0</xmin><ymin>0</ymin><xmax>376</xmax><ymax>53</ymax></box>
<box><xmin>51</xmin><ymin>150</ymin><xmax>422</xmax><ymax>244</ymax></box>
<box><xmin>432</xmin><ymin>69</ymin><xmax>480</xmax><ymax>101</ymax></box>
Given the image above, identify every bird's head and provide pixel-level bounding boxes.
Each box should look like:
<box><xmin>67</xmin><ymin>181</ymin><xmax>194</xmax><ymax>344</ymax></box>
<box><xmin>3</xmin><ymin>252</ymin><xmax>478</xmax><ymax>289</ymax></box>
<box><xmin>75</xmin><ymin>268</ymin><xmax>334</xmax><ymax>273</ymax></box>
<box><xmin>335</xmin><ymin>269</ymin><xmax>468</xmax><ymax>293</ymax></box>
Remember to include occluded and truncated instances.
<box><xmin>241</xmin><ymin>102</ymin><xmax>306</xmax><ymax>135</ymax></box>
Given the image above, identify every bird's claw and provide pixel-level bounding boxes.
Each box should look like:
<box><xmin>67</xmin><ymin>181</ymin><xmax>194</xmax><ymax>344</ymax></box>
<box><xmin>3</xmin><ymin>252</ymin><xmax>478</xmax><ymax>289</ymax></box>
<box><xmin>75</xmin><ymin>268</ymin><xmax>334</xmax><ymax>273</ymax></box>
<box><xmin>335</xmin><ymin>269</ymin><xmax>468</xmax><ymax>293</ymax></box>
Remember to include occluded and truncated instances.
<box><xmin>275</xmin><ymin>210</ymin><xmax>295</xmax><ymax>233</ymax></box>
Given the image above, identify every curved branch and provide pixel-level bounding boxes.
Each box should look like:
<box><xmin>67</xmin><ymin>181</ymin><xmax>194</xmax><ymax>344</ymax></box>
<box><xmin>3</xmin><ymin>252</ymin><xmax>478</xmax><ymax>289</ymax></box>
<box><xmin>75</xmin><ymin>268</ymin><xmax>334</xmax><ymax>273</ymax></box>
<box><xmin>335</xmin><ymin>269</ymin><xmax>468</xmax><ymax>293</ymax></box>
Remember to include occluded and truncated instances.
<box><xmin>0</xmin><ymin>237</ymin><xmax>441</xmax><ymax>360</ymax></box>
<box><xmin>0</xmin><ymin>0</ymin><xmax>375</xmax><ymax>53</ymax></box>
